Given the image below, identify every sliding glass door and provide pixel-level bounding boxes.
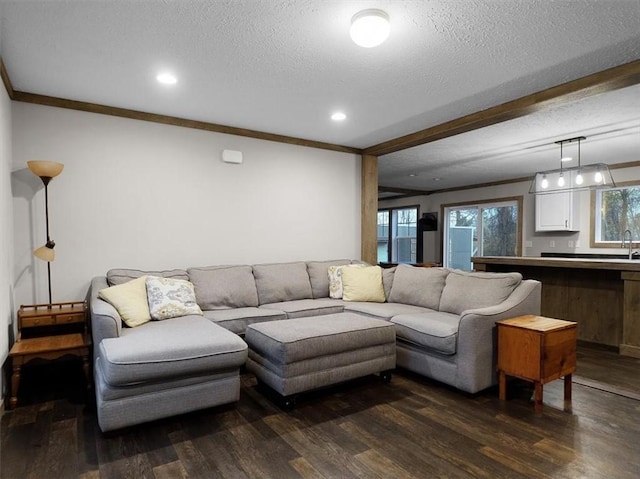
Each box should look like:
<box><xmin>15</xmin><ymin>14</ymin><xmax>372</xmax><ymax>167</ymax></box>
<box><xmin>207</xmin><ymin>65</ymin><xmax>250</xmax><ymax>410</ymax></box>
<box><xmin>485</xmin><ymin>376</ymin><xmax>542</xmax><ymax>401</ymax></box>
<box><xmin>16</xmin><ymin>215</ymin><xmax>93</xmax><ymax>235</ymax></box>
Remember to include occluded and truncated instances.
<box><xmin>443</xmin><ymin>199</ymin><xmax>520</xmax><ymax>270</ymax></box>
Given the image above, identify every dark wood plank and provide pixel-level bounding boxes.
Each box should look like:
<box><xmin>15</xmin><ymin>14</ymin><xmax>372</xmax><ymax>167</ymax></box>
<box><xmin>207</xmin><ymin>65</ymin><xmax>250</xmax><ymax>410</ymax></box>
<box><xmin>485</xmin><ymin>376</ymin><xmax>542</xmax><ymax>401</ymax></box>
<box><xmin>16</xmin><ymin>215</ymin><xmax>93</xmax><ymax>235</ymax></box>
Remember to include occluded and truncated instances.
<box><xmin>2</xmin><ymin>345</ymin><xmax>640</xmax><ymax>479</ymax></box>
<box><xmin>365</xmin><ymin>60</ymin><xmax>640</xmax><ymax>156</ymax></box>
<box><xmin>11</xmin><ymin>91</ymin><xmax>362</xmax><ymax>155</ymax></box>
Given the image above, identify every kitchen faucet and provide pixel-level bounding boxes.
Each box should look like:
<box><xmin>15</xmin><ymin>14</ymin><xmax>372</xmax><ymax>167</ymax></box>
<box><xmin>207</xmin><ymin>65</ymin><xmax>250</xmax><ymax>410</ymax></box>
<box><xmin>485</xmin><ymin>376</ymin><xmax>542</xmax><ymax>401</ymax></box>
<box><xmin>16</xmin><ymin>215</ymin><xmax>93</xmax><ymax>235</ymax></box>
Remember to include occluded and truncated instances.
<box><xmin>621</xmin><ymin>229</ymin><xmax>633</xmax><ymax>260</ymax></box>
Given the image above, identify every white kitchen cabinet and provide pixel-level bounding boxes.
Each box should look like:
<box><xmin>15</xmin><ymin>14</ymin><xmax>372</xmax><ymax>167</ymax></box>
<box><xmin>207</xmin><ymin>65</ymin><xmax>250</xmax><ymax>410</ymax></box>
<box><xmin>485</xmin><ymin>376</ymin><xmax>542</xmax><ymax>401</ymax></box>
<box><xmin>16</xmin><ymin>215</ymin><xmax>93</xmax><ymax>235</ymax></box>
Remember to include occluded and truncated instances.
<box><xmin>535</xmin><ymin>190</ymin><xmax>580</xmax><ymax>232</ymax></box>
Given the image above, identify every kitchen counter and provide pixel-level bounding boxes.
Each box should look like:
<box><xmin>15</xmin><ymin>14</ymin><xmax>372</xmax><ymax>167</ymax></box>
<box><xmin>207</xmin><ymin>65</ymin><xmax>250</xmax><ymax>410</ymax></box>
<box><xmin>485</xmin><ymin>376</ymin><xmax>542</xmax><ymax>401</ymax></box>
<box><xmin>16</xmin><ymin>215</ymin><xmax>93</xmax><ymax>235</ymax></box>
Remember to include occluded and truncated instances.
<box><xmin>472</xmin><ymin>256</ymin><xmax>640</xmax><ymax>358</ymax></box>
<box><xmin>472</xmin><ymin>255</ymin><xmax>640</xmax><ymax>271</ymax></box>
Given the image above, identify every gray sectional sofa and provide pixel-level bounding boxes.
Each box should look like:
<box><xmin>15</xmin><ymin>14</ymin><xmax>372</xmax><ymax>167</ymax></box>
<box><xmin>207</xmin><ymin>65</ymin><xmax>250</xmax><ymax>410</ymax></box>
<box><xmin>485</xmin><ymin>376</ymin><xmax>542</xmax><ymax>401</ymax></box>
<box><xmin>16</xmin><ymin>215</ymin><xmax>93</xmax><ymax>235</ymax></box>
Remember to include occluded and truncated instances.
<box><xmin>88</xmin><ymin>260</ymin><xmax>541</xmax><ymax>431</ymax></box>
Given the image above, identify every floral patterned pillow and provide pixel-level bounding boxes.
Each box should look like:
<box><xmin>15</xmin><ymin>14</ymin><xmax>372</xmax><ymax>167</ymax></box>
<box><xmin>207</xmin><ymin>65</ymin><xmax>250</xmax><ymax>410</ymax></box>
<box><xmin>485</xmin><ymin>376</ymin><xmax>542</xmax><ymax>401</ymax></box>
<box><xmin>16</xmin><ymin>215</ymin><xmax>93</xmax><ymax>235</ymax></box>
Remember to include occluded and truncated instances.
<box><xmin>146</xmin><ymin>276</ymin><xmax>203</xmax><ymax>320</ymax></box>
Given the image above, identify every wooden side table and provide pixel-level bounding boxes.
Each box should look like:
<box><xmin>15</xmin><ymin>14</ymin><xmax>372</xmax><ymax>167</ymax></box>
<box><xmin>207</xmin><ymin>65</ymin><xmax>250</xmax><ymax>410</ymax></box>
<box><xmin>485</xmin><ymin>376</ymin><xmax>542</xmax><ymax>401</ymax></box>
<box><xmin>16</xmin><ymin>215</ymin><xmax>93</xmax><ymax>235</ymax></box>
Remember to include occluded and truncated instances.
<box><xmin>8</xmin><ymin>301</ymin><xmax>91</xmax><ymax>409</ymax></box>
<box><xmin>497</xmin><ymin>315</ymin><xmax>577</xmax><ymax>413</ymax></box>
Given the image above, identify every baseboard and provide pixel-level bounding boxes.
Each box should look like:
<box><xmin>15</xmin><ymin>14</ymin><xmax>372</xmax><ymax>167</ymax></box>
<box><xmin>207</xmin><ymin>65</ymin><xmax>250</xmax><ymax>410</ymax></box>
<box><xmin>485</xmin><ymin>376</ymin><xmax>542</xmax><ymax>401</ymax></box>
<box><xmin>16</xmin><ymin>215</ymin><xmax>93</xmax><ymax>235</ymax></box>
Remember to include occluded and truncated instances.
<box><xmin>573</xmin><ymin>375</ymin><xmax>640</xmax><ymax>401</ymax></box>
<box><xmin>619</xmin><ymin>344</ymin><xmax>640</xmax><ymax>359</ymax></box>
<box><xmin>577</xmin><ymin>340</ymin><xmax>618</xmax><ymax>353</ymax></box>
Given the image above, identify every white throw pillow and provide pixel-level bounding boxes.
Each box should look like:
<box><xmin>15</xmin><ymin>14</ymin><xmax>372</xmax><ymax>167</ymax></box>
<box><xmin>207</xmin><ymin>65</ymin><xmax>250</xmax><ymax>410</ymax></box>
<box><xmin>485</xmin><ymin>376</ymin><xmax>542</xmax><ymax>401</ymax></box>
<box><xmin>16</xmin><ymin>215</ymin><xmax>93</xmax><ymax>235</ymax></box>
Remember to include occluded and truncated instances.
<box><xmin>146</xmin><ymin>276</ymin><xmax>203</xmax><ymax>320</ymax></box>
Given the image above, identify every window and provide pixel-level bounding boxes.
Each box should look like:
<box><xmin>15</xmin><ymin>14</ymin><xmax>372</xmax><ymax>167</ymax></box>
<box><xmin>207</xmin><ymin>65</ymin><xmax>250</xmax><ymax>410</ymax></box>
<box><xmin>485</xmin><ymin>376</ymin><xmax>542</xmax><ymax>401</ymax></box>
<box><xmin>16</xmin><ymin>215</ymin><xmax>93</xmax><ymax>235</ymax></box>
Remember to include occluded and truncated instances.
<box><xmin>442</xmin><ymin>197</ymin><xmax>522</xmax><ymax>270</ymax></box>
<box><xmin>377</xmin><ymin>206</ymin><xmax>418</xmax><ymax>264</ymax></box>
<box><xmin>592</xmin><ymin>182</ymin><xmax>640</xmax><ymax>246</ymax></box>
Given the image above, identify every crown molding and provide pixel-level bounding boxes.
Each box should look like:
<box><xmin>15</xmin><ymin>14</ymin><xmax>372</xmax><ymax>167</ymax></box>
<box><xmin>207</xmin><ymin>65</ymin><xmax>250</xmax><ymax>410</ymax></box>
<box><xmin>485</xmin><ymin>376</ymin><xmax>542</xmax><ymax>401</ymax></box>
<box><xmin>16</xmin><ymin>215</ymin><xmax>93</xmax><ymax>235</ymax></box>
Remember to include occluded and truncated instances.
<box><xmin>12</xmin><ymin>90</ymin><xmax>363</xmax><ymax>155</ymax></box>
<box><xmin>0</xmin><ymin>57</ymin><xmax>15</xmax><ymax>99</ymax></box>
<box><xmin>379</xmin><ymin>160</ymin><xmax>640</xmax><ymax>200</ymax></box>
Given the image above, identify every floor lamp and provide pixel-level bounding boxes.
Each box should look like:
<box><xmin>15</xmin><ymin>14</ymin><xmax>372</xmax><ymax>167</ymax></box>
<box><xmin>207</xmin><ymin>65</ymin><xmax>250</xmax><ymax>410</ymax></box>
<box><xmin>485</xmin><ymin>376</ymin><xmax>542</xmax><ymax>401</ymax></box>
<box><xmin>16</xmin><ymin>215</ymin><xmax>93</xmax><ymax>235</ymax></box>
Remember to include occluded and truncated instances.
<box><xmin>28</xmin><ymin>160</ymin><xmax>64</xmax><ymax>305</ymax></box>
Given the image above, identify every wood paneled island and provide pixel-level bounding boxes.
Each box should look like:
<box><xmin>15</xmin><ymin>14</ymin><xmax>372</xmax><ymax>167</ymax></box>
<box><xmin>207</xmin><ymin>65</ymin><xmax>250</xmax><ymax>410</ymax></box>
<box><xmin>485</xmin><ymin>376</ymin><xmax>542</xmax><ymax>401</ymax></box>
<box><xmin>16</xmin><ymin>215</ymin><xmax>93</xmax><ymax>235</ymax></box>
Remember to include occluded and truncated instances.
<box><xmin>472</xmin><ymin>256</ymin><xmax>640</xmax><ymax>358</ymax></box>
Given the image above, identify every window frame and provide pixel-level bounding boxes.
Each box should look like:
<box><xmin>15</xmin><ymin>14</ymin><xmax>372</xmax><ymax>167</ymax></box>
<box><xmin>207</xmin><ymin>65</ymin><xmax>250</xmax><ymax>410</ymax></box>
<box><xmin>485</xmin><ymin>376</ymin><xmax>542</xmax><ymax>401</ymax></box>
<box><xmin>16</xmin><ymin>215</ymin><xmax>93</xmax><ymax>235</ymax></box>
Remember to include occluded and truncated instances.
<box><xmin>440</xmin><ymin>196</ymin><xmax>523</xmax><ymax>268</ymax></box>
<box><xmin>377</xmin><ymin>205</ymin><xmax>420</xmax><ymax>264</ymax></box>
<box><xmin>590</xmin><ymin>180</ymin><xmax>640</xmax><ymax>248</ymax></box>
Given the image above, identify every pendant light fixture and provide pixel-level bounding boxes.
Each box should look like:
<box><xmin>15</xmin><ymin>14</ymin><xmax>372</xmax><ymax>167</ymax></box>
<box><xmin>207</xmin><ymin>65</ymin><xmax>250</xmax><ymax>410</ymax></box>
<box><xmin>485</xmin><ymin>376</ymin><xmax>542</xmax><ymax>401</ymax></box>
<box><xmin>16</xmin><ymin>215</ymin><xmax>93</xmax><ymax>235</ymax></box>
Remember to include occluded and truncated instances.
<box><xmin>529</xmin><ymin>136</ymin><xmax>615</xmax><ymax>194</ymax></box>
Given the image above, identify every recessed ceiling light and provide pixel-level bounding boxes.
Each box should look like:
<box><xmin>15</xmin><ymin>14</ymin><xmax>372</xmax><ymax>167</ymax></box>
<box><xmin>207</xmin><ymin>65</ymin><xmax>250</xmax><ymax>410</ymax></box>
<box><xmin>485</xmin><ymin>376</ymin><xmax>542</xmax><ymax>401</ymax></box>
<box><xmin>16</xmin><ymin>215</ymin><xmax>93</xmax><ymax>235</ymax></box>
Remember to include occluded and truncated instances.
<box><xmin>331</xmin><ymin>112</ymin><xmax>347</xmax><ymax>121</ymax></box>
<box><xmin>350</xmin><ymin>9</ymin><xmax>390</xmax><ymax>48</ymax></box>
<box><xmin>408</xmin><ymin>173</ymin><xmax>417</xmax><ymax>177</ymax></box>
<box><xmin>156</xmin><ymin>73</ymin><xmax>177</xmax><ymax>85</ymax></box>
<box><xmin>433</xmin><ymin>177</ymin><xmax>441</xmax><ymax>181</ymax></box>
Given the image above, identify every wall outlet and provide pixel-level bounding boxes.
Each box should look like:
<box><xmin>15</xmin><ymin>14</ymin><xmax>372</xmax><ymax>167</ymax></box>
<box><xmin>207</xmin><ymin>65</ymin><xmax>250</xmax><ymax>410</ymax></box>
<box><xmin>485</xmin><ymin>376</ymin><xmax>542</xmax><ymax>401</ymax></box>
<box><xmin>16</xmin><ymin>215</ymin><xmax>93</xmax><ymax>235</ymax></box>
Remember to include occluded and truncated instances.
<box><xmin>549</xmin><ymin>240</ymin><xmax>555</xmax><ymax>248</ymax></box>
<box><xmin>525</xmin><ymin>240</ymin><xmax>533</xmax><ymax>248</ymax></box>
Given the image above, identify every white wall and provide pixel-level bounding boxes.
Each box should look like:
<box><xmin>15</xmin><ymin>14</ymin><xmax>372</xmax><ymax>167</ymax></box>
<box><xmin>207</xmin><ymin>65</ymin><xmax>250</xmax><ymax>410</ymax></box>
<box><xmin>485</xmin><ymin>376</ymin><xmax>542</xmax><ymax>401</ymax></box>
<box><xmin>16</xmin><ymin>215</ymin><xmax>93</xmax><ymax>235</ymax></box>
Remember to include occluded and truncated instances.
<box><xmin>12</xmin><ymin>103</ymin><xmax>361</xmax><ymax>306</ymax></box>
<box><xmin>380</xmin><ymin>165</ymin><xmax>640</xmax><ymax>264</ymax></box>
<box><xmin>0</xmin><ymin>74</ymin><xmax>14</xmax><ymax>404</ymax></box>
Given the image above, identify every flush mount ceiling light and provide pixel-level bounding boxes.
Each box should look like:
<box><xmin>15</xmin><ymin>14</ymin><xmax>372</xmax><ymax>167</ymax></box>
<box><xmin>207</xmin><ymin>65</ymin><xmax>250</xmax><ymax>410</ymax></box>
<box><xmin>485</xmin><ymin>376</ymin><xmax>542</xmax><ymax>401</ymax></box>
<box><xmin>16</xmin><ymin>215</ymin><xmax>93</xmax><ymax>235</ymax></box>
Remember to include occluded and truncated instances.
<box><xmin>529</xmin><ymin>136</ymin><xmax>616</xmax><ymax>194</ymax></box>
<box><xmin>350</xmin><ymin>9</ymin><xmax>390</xmax><ymax>48</ymax></box>
<box><xmin>331</xmin><ymin>112</ymin><xmax>347</xmax><ymax>121</ymax></box>
<box><xmin>156</xmin><ymin>72</ymin><xmax>177</xmax><ymax>85</ymax></box>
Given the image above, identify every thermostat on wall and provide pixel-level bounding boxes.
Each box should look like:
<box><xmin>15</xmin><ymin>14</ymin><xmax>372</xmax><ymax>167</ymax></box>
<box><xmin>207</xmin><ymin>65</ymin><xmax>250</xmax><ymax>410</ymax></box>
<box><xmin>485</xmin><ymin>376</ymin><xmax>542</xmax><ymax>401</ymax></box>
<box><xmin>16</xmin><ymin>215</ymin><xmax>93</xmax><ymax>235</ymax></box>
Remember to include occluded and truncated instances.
<box><xmin>222</xmin><ymin>149</ymin><xmax>243</xmax><ymax>164</ymax></box>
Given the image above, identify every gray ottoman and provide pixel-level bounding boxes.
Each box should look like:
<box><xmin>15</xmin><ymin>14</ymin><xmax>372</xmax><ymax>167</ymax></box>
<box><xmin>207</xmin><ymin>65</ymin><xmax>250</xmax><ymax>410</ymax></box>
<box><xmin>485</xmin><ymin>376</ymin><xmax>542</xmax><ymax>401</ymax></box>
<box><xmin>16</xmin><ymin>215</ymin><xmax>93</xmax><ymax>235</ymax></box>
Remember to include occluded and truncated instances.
<box><xmin>245</xmin><ymin>312</ymin><xmax>396</xmax><ymax>407</ymax></box>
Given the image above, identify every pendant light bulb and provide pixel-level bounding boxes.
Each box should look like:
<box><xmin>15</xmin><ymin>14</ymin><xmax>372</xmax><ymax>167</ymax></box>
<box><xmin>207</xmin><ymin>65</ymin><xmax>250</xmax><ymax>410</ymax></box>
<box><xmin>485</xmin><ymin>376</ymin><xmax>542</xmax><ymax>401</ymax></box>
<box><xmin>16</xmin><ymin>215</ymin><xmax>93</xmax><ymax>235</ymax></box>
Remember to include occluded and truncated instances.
<box><xmin>557</xmin><ymin>173</ymin><xmax>565</xmax><ymax>187</ymax></box>
<box><xmin>575</xmin><ymin>173</ymin><xmax>584</xmax><ymax>185</ymax></box>
<box><xmin>541</xmin><ymin>175</ymin><xmax>549</xmax><ymax>189</ymax></box>
<box><xmin>594</xmin><ymin>170</ymin><xmax>603</xmax><ymax>183</ymax></box>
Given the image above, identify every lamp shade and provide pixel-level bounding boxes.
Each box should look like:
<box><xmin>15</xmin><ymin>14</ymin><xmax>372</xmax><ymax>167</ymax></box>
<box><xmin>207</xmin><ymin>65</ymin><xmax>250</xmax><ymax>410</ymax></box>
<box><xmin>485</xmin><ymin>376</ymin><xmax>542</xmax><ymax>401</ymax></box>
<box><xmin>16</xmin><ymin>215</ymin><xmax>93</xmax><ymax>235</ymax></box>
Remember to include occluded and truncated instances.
<box><xmin>27</xmin><ymin>160</ymin><xmax>64</xmax><ymax>179</ymax></box>
<box><xmin>34</xmin><ymin>244</ymin><xmax>55</xmax><ymax>262</ymax></box>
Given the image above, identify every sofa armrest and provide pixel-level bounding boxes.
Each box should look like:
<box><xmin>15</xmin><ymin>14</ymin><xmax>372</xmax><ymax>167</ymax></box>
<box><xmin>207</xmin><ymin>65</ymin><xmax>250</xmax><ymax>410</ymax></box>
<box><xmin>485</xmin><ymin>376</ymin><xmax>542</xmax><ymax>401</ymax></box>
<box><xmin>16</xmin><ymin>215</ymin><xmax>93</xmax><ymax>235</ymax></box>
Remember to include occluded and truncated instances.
<box><xmin>88</xmin><ymin>276</ymin><xmax>122</xmax><ymax>351</ymax></box>
<box><xmin>454</xmin><ymin>280</ymin><xmax>541</xmax><ymax>393</ymax></box>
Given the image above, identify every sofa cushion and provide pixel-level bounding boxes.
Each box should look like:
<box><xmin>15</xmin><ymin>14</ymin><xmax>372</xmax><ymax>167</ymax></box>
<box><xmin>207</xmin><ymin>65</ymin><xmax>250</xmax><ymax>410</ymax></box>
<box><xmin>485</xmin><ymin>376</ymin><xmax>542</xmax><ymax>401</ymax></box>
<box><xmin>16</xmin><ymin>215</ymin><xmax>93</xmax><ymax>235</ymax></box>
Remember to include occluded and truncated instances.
<box><xmin>146</xmin><ymin>276</ymin><xmax>203</xmax><ymax>320</ymax></box>
<box><xmin>253</xmin><ymin>262</ymin><xmax>313</xmax><ymax>304</ymax></box>
<box><xmin>203</xmin><ymin>307</ymin><xmax>286</xmax><ymax>335</ymax></box>
<box><xmin>98</xmin><ymin>316</ymin><xmax>247</xmax><ymax>386</ymax></box>
<box><xmin>188</xmin><ymin>265</ymin><xmax>259</xmax><ymax>309</ymax></box>
<box><xmin>107</xmin><ymin>268</ymin><xmax>188</xmax><ymax>286</ymax></box>
<box><xmin>307</xmin><ymin>259</ymin><xmax>351</xmax><ymax>298</ymax></box>
<box><xmin>391</xmin><ymin>312</ymin><xmax>461</xmax><ymax>355</ymax></box>
<box><xmin>98</xmin><ymin>275</ymin><xmax>151</xmax><ymax>328</ymax></box>
<box><xmin>439</xmin><ymin>269</ymin><xmax>523</xmax><ymax>315</ymax></box>
<box><xmin>260</xmin><ymin>298</ymin><xmax>345</xmax><ymax>319</ymax></box>
<box><xmin>388</xmin><ymin>265</ymin><xmax>449</xmax><ymax>309</ymax></box>
<box><xmin>341</xmin><ymin>265</ymin><xmax>386</xmax><ymax>302</ymax></box>
<box><xmin>382</xmin><ymin>266</ymin><xmax>396</xmax><ymax>301</ymax></box>
<box><xmin>344</xmin><ymin>301</ymin><xmax>431</xmax><ymax>320</ymax></box>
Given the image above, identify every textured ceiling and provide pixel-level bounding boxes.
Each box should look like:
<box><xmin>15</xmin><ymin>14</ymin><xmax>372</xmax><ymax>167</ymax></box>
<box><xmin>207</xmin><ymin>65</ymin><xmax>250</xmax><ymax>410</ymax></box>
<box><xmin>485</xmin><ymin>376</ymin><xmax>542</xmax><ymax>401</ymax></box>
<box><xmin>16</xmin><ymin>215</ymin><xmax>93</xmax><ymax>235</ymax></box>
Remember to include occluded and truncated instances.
<box><xmin>1</xmin><ymin>0</ymin><xmax>639</xmax><ymax>190</ymax></box>
<box><xmin>380</xmin><ymin>83</ymin><xmax>640</xmax><ymax>193</ymax></box>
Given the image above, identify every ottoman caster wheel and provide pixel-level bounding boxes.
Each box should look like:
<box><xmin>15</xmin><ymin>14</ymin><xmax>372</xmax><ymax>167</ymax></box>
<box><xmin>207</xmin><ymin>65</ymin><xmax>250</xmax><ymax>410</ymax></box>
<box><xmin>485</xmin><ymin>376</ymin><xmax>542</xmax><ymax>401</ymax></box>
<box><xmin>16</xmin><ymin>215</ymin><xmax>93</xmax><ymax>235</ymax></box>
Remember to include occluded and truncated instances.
<box><xmin>282</xmin><ymin>395</ymin><xmax>297</xmax><ymax>410</ymax></box>
<box><xmin>380</xmin><ymin>371</ymin><xmax>393</xmax><ymax>383</ymax></box>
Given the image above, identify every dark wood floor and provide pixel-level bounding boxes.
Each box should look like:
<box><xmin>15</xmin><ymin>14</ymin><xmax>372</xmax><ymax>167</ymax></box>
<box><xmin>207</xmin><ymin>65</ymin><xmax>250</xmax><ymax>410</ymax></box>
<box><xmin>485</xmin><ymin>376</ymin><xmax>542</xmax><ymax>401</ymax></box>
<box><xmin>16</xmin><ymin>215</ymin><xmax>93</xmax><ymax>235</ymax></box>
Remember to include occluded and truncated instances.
<box><xmin>1</xmin><ymin>346</ymin><xmax>639</xmax><ymax>479</ymax></box>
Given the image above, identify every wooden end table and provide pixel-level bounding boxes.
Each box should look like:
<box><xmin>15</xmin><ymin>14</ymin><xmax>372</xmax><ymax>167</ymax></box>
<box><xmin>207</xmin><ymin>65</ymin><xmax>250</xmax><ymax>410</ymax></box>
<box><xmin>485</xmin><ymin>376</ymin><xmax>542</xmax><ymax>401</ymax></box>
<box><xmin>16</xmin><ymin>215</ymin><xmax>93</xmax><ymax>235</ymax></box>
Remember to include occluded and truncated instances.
<box><xmin>497</xmin><ymin>315</ymin><xmax>577</xmax><ymax>413</ymax></box>
<box><xmin>8</xmin><ymin>302</ymin><xmax>91</xmax><ymax>409</ymax></box>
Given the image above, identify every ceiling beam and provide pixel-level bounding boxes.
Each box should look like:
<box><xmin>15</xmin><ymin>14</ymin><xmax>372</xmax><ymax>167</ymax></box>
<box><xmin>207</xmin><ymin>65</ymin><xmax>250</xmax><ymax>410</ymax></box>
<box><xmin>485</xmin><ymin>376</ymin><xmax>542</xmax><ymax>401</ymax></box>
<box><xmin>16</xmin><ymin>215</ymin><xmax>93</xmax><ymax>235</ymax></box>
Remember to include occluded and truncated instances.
<box><xmin>365</xmin><ymin>60</ymin><xmax>640</xmax><ymax>157</ymax></box>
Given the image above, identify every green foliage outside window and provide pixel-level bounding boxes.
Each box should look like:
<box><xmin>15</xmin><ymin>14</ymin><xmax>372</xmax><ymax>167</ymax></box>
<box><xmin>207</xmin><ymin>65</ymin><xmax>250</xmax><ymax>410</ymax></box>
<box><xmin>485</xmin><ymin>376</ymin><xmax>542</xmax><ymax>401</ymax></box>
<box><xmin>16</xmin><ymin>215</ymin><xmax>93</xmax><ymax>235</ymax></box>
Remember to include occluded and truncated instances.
<box><xmin>599</xmin><ymin>186</ymin><xmax>640</xmax><ymax>241</ymax></box>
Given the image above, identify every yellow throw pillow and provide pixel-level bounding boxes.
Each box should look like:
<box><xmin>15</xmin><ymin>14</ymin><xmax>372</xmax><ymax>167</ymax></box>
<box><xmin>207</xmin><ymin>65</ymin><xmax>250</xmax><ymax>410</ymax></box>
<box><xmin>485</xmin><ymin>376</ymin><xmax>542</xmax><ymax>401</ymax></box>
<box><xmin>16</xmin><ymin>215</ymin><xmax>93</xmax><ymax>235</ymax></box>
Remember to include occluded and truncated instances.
<box><xmin>99</xmin><ymin>275</ymin><xmax>151</xmax><ymax>327</ymax></box>
<box><xmin>341</xmin><ymin>265</ymin><xmax>386</xmax><ymax>302</ymax></box>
